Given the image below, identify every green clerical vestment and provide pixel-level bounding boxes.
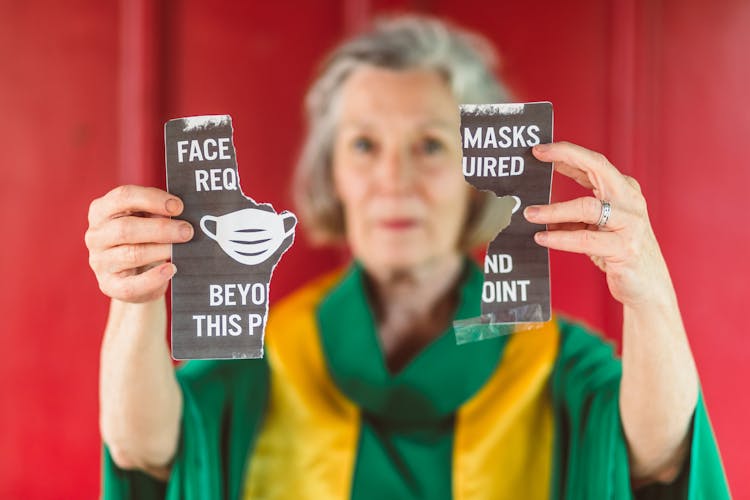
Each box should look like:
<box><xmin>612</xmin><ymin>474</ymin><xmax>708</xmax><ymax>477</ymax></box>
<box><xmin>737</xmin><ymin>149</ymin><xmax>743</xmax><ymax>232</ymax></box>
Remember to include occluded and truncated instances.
<box><xmin>102</xmin><ymin>261</ymin><xmax>730</xmax><ymax>499</ymax></box>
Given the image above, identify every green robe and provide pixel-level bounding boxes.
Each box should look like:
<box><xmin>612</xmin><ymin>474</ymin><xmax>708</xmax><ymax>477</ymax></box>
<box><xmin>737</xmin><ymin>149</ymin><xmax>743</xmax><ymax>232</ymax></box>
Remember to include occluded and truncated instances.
<box><xmin>102</xmin><ymin>261</ymin><xmax>730</xmax><ymax>499</ymax></box>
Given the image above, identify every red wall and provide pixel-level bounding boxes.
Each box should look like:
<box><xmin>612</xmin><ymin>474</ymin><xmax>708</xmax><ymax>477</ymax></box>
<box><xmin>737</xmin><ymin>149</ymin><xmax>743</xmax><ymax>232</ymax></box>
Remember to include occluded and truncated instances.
<box><xmin>1</xmin><ymin>1</ymin><xmax>747</xmax><ymax>497</ymax></box>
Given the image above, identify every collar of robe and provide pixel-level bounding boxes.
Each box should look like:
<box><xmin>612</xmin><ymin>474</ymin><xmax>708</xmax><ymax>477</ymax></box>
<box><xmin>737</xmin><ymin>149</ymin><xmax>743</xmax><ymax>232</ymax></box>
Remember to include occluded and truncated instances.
<box><xmin>316</xmin><ymin>258</ymin><xmax>511</xmax><ymax>428</ymax></box>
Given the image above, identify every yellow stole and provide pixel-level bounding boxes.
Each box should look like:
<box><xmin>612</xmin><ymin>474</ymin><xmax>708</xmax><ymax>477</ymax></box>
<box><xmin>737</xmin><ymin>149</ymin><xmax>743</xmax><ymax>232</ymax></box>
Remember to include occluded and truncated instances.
<box><xmin>244</xmin><ymin>274</ymin><xmax>559</xmax><ymax>499</ymax></box>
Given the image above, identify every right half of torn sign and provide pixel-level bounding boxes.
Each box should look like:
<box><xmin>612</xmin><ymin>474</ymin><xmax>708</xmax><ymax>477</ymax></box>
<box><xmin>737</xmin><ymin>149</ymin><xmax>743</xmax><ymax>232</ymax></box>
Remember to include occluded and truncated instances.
<box><xmin>460</xmin><ymin>101</ymin><xmax>553</xmax><ymax>324</ymax></box>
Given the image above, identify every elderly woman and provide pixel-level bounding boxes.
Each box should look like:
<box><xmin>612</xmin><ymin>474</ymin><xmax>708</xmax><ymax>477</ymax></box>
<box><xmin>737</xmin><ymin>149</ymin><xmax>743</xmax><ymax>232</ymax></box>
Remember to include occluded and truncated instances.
<box><xmin>87</xmin><ymin>16</ymin><xmax>728</xmax><ymax>499</ymax></box>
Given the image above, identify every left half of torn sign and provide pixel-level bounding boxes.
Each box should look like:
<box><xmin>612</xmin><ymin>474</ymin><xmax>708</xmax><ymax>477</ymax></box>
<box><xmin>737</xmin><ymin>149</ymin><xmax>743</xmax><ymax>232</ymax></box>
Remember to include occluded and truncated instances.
<box><xmin>165</xmin><ymin>115</ymin><xmax>296</xmax><ymax>360</ymax></box>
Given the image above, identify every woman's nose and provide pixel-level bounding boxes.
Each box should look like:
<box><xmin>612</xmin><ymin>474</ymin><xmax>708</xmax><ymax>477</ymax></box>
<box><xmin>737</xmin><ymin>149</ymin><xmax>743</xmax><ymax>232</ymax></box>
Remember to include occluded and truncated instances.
<box><xmin>375</xmin><ymin>146</ymin><xmax>414</xmax><ymax>193</ymax></box>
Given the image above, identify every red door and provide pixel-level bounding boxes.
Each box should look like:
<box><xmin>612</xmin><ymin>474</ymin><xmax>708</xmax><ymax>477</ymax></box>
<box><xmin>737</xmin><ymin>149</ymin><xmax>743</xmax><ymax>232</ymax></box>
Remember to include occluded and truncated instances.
<box><xmin>1</xmin><ymin>0</ymin><xmax>746</xmax><ymax>497</ymax></box>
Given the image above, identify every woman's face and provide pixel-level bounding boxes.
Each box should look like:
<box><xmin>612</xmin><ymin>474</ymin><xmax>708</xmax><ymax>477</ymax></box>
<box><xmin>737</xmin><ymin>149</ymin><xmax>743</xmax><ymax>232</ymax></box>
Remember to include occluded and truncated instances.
<box><xmin>332</xmin><ymin>66</ymin><xmax>469</xmax><ymax>274</ymax></box>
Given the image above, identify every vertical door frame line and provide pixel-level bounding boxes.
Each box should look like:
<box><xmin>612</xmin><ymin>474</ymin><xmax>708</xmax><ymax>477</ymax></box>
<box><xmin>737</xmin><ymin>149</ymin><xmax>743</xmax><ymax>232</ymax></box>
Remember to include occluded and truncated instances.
<box><xmin>608</xmin><ymin>0</ymin><xmax>637</xmax><ymax>172</ymax></box>
<box><xmin>606</xmin><ymin>0</ymin><xmax>664</xmax><ymax>339</ymax></box>
<box><xmin>118</xmin><ymin>0</ymin><xmax>161</xmax><ymax>187</ymax></box>
<box><xmin>343</xmin><ymin>0</ymin><xmax>372</xmax><ymax>36</ymax></box>
<box><xmin>606</xmin><ymin>0</ymin><xmax>639</xmax><ymax>339</ymax></box>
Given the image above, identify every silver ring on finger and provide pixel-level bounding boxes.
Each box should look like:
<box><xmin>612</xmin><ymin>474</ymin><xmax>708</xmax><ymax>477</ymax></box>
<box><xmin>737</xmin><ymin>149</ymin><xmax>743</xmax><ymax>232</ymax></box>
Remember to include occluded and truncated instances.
<box><xmin>597</xmin><ymin>199</ymin><xmax>612</xmax><ymax>227</ymax></box>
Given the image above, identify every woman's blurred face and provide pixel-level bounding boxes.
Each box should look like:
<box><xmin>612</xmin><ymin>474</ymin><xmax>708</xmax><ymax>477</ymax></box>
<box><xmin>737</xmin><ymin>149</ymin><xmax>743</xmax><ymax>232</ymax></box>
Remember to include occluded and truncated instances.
<box><xmin>332</xmin><ymin>66</ymin><xmax>469</xmax><ymax>274</ymax></box>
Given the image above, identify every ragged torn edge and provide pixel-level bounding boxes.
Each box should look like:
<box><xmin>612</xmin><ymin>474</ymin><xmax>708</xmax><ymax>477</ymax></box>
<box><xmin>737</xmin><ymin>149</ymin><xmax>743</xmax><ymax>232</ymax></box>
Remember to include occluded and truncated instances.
<box><xmin>460</xmin><ymin>103</ymin><xmax>524</xmax><ymax>116</ymax></box>
<box><xmin>453</xmin><ymin>304</ymin><xmax>547</xmax><ymax>345</ymax></box>
<box><xmin>218</xmin><ymin>115</ymin><xmax>295</xmax><ymax>359</ymax></box>
<box><xmin>181</xmin><ymin>114</ymin><xmax>230</xmax><ymax>131</ymax></box>
<box><xmin>166</xmin><ymin>114</ymin><xmax>280</xmax><ymax>215</ymax></box>
<box><xmin>165</xmin><ymin>114</ymin><xmax>298</xmax><ymax>360</ymax></box>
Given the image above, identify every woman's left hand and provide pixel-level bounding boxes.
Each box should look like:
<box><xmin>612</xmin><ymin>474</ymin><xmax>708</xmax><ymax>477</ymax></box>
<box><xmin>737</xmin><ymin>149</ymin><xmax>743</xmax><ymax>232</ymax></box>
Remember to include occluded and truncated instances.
<box><xmin>523</xmin><ymin>141</ymin><xmax>671</xmax><ymax>308</ymax></box>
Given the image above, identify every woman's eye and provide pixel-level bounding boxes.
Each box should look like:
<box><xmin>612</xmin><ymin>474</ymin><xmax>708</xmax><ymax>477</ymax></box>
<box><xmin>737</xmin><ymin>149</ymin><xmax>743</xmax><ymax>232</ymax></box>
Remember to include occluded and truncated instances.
<box><xmin>352</xmin><ymin>136</ymin><xmax>375</xmax><ymax>153</ymax></box>
<box><xmin>420</xmin><ymin>137</ymin><xmax>444</xmax><ymax>155</ymax></box>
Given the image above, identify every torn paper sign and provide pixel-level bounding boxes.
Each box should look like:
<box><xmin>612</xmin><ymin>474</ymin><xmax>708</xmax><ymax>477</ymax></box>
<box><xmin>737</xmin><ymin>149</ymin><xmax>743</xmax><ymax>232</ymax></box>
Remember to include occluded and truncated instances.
<box><xmin>459</xmin><ymin>102</ymin><xmax>553</xmax><ymax>330</ymax></box>
<box><xmin>165</xmin><ymin>115</ymin><xmax>296</xmax><ymax>360</ymax></box>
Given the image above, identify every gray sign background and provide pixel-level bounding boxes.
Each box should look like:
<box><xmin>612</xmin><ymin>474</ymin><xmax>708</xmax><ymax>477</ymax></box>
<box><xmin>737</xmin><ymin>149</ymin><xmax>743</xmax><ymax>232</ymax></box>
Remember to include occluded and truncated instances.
<box><xmin>461</xmin><ymin>102</ymin><xmax>553</xmax><ymax>323</ymax></box>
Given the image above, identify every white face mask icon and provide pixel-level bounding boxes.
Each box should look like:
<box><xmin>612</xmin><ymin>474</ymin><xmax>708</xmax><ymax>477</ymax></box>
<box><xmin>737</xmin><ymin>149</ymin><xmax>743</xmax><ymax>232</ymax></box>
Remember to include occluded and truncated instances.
<box><xmin>200</xmin><ymin>208</ymin><xmax>296</xmax><ymax>266</ymax></box>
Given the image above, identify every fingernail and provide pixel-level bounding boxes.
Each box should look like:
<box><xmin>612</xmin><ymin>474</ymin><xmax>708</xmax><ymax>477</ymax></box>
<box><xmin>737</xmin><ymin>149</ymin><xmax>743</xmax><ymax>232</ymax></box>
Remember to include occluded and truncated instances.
<box><xmin>524</xmin><ymin>206</ymin><xmax>539</xmax><ymax>220</ymax></box>
<box><xmin>161</xmin><ymin>263</ymin><xmax>176</xmax><ymax>277</ymax></box>
<box><xmin>534</xmin><ymin>143</ymin><xmax>550</xmax><ymax>153</ymax></box>
<box><xmin>166</xmin><ymin>198</ymin><xmax>181</xmax><ymax>215</ymax></box>
<box><xmin>179</xmin><ymin>223</ymin><xmax>193</xmax><ymax>240</ymax></box>
<box><xmin>534</xmin><ymin>231</ymin><xmax>548</xmax><ymax>243</ymax></box>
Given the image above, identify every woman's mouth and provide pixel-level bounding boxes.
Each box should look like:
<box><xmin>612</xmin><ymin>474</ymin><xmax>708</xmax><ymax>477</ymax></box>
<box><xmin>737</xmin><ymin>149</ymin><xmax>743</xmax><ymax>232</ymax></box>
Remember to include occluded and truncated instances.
<box><xmin>379</xmin><ymin>218</ymin><xmax>419</xmax><ymax>230</ymax></box>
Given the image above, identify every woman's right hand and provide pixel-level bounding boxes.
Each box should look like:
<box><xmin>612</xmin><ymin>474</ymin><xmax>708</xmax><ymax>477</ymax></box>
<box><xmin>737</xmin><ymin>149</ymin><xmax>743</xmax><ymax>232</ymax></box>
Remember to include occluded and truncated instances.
<box><xmin>85</xmin><ymin>185</ymin><xmax>194</xmax><ymax>303</ymax></box>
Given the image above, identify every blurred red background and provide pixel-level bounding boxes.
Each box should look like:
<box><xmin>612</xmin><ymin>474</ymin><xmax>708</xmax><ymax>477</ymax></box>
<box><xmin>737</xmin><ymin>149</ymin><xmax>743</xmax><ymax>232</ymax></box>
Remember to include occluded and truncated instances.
<box><xmin>1</xmin><ymin>0</ymin><xmax>747</xmax><ymax>497</ymax></box>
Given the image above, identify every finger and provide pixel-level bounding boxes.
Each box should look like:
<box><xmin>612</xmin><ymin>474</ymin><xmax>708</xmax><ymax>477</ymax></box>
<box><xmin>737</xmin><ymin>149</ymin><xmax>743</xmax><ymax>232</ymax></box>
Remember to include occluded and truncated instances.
<box><xmin>589</xmin><ymin>255</ymin><xmax>607</xmax><ymax>273</ymax></box>
<box><xmin>623</xmin><ymin>175</ymin><xmax>642</xmax><ymax>192</ymax></box>
<box><xmin>94</xmin><ymin>243</ymin><xmax>173</xmax><ymax>274</ymax></box>
<box><xmin>88</xmin><ymin>185</ymin><xmax>183</xmax><ymax>227</ymax></box>
<box><xmin>546</xmin><ymin>222</ymin><xmax>589</xmax><ymax>232</ymax></box>
<box><xmin>88</xmin><ymin>216</ymin><xmax>193</xmax><ymax>250</ymax></box>
<box><xmin>553</xmin><ymin>161</ymin><xmax>595</xmax><ymax>189</ymax></box>
<box><xmin>532</xmin><ymin>142</ymin><xmax>627</xmax><ymax>199</ymax></box>
<box><xmin>98</xmin><ymin>262</ymin><xmax>176</xmax><ymax>303</ymax></box>
<box><xmin>524</xmin><ymin>196</ymin><xmax>625</xmax><ymax>230</ymax></box>
<box><xmin>534</xmin><ymin>229</ymin><xmax>619</xmax><ymax>258</ymax></box>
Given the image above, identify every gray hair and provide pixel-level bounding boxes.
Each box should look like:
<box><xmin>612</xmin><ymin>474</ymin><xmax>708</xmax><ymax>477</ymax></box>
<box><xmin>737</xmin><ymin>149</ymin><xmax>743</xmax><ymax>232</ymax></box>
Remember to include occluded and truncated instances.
<box><xmin>293</xmin><ymin>15</ymin><xmax>514</xmax><ymax>249</ymax></box>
